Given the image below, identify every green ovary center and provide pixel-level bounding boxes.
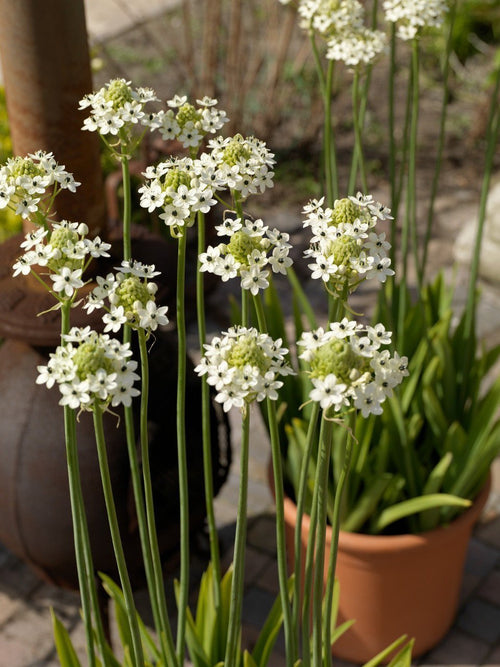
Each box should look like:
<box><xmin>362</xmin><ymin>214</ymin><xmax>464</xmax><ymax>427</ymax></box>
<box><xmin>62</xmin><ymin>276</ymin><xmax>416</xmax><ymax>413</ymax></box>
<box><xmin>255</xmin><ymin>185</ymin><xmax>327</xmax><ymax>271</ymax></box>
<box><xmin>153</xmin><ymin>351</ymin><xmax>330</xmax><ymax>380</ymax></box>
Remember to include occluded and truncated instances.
<box><xmin>222</xmin><ymin>135</ymin><xmax>252</xmax><ymax>166</ymax></box>
<box><xmin>326</xmin><ymin>236</ymin><xmax>361</xmax><ymax>266</ymax></box>
<box><xmin>227</xmin><ymin>337</ymin><xmax>269</xmax><ymax>373</ymax></box>
<box><xmin>115</xmin><ymin>276</ymin><xmax>150</xmax><ymax>316</ymax></box>
<box><xmin>73</xmin><ymin>342</ymin><xmax>114</xmax><ymax>379</ymax></box>
<box><xmin>162</xmin><ymin>167</ymin><xmax>191</xmax><ymax>192</ymax></box>
<box><xmin>226</xmin><ymin>231</ymin><xmax>260</xmax><ymax>265</ymax></box>
<box><xmin>10</xmin><ymin>156</ymin><xmax>45</xmax><ymax>180</ymax></box>
<box><xmin>331</xmin><ymin>198</ymin><xmax>362</xmax><ymax>226</ymax></box>
<box><xmin>104</xmin><ymin>79</ymin><xmax>133</xmax><ymax>108</ymax></box>
<box><xmin>310</xmin><ymin>339</ymin><xmax>367</xmax><ymax>384</ymax></box>
<box><xmin>176</xmin><ymin>103</ymin><xmax>200</xmax><ymax>127</ymax></box>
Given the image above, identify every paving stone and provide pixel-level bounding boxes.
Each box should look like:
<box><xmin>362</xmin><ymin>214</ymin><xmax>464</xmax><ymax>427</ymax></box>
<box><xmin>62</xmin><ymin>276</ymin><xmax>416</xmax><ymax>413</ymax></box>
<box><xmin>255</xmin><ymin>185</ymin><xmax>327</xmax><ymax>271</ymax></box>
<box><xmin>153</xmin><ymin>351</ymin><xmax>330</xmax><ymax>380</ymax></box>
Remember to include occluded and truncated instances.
<box><xmin>247</xmin><ymin>514</ymin><xmax>278</xmax><ymax>556</ymax></box>
<box><xmin>244</xmin><ymin>546</ymin><xmax>275</xmax><ymax>586</ymax></box>
<box><xmin>457</xmin><ymin>598</ymin><xmax>500</xmax><ymax>644</ymax></box>
<box><xmin>477</xmin><ymin>568</ymin><xmax>500</xmax><ymax>607</ymax></box>
<box><xmin>483</xmin><ymin>643</ymin><xmax>500</xmax><ymax>667</ymax></box>
<box><xmin>464</xmin><ymin>538</ymin><xmax>500</xmax><ymax>579</ymax></box>
<box><xmin>475</xmin><ymin>516</ymin><xmax>500</xmax><ymax>551</ymax></box>
<box><xmin>421</xmin><ymin>628</ymin><xmax>490</xmax><ymax>665</ymax></box>
<box><xmin>242</xmin><ymin>587</ymin><xmax>277</xmax><ymax>628</ymax></box>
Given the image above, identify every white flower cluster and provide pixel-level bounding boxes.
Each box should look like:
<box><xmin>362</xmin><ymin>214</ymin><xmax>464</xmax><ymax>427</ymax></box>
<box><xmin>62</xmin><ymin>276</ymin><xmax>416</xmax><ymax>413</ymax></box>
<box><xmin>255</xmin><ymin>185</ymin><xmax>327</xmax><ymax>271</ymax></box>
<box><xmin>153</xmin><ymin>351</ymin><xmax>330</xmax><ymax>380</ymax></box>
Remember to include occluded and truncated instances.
<box><xmin>148</xmin><ymin>94</ymin><xmax>229</xmax><ymax>150</ymax></box>
<box><xmin>287</xmin><ymin>0</ymin><xmax>386</xmax><ymax>67</ymax></box>
<box><xmin>0</xmin><ymin>151</ymin><xmax>80</xmax><ymax>219</ymax></box>
<box><xmin>13</xmin><ymin>220</ymin><xmax>111</xmax><ymax>299</ymax></box>
<box><xmin>36</xmin><ymin>327</ymin><xmax>140</xmax><ymax>410</ymax></box>
<box><xmin>207</xmin><ymin>134</ymin><xmax>275</xmax><ymax>199</ymax></box>
<box><xmin>85</xmin><ymin>260</ymin><xmax>169</xmax><ymax>334</ymax></box>
<box><xmin>383</xmin><ymin>0</ymin><xmax>448</xmax><ymax>40</ymax></box>
<box><xmin>79</xmin><ymin>78</ymin><xmax>158</xmax><ymax>135</ymax></box>
<box><xmin>195</xmin><ymin>326</ymin><xmax>294</xmax><ymax>412</ymax></box>
<box><xmin>303</xmin><ymin>193</ymin><xmax>394</xmax><ymax>292</ymax></box>
<box><xmin>199</xmin><ymin>216</ymin><xmax>293</xmax><ymax>295</ymax></box>
<box><xmin>139</xmin><ymin>156</ymin><xmax>217</xmax><ymax>235</ymax></box>
<box><xmin>298</xmin><ymin>318</ymin><xmax>408</xmax><ymax>416</ymax></box>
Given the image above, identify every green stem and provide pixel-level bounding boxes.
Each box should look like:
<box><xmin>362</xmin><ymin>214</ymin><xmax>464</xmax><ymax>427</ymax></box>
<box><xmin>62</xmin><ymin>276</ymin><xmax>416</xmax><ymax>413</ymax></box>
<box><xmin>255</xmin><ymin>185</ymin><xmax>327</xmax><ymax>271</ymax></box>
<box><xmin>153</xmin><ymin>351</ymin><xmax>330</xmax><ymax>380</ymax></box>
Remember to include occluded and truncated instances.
<box><xmin>324</xmin><ymin>60</ymin><xmax>338</xmax><ymax>205</ymax></box>
<box><xmin>253</xmin><ymin>294</ymin><xmax>296</xmax><ymax>665</ymax></box>
<box><xmin>348</xmin><ymin>70</ymin><xmax>367</xmax><ymax>195</ymax></box>
<box><xmin>287</xmin><ymin>267</ymin><xmax>318</xmax><ymax>330</ymax></box>
<box><xmin>421</xmin><ymin>0</ymin><xmax>457</xmax><ymax>281</ymax></box>
<box><xmin>138</xmin><ymin>329</ymin><xmax>178</xmax><ymax>666</ymax></box>
<box><xmin>292</xmin><ymin>401</ymin><xmax>320</xmax><ymax>660</ymax></box>
<box><xmin>197</xmin><ymin>212</ymin><xmax>222</xmax><ymax>604</ymax></box>
<box><xmin>322</xmin><ymin>424</ymin><xmax>354</xmax><ymax>666</ymax></box>
<box><xmin>388</xmin><ymin>25</ymin><xmax>397</xmax><ymax>245</ymax></box>
<box><xmin>224</xmin><ymin>407</ymin><xmax>250</xmax><ymax>666</ymax></box>
<box><xmin>408</xmin><ymin>39</ymin><xmax>421</xmax><ymax>291</ymax></box>
<box><xmin>175</xmin><ymin>229</ymin><xmax>190</xmax><ymax>664</ymax></box>
<box><xmin>93</xmin><ymin>404</ymin><xmax>144</xmax><ymax>667</ymax></box>
<box><xmin>121</xmin><ymin>154</ymin><xmax>132</xmax><ymax>262</ymax></box>
<box><xmin>312</xmin><ymin>412</ymin><xmax>334</xmax><ymax>667</ymax></box>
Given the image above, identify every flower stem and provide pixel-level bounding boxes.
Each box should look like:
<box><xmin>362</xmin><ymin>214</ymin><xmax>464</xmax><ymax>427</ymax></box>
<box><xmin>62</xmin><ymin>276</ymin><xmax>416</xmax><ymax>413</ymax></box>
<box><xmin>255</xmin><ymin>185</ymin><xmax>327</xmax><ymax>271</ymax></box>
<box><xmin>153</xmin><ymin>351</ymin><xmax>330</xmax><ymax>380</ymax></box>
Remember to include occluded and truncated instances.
<box><xmin>120</xmin><ymin>154</ymin><xmax>132</xmax><ymax>262</ymax></box>
<box><xmin>312</xmin><ymin>412</ymin><xmax>334</xmax><ymax>667</ymax></box>
<box><xmin>322</xmin><ymin>423</ymin><xmax>354</xmax><ymax>666</ymax></box>
<box><xmin>138</xmin><ymin>329</ymin><xmax>178</xmax><ymax>666</ymax></box>
<box><xmin>93</xmin><ymin>403</ymin><xmax>144</xmax><ymax>667</ymax></box>
<box><xmin>292</xmin><ymin>401</ymin><xmax>320</xmax><ymax>660</ymax></box>
<box><xmin>197</xmin><ymin>211</ymin><xmax>222</xmax><ymax>604</ymax></box>
<box><xmin>348</xmin><ymin>70</ymin><xmax>367</xmax><ymax>195</ymax></box>
<box><xmin>175</xmin><ymin>229</ymin><xmax>190</xmax><ymax>664</ymax></box>
<box><xmin>253</xmin><ymin>294</ymin><xmax>296</xmax><ymax>665</ymax></box>
<box><xmin>224</xmin><ymin>407</ymin><xmax>250</xmax><ymax>667</ymax></box>
<box><xmin>408</xmin><ymin>38</ymin><xmax>421</xmax><ymax>291</ymax></box>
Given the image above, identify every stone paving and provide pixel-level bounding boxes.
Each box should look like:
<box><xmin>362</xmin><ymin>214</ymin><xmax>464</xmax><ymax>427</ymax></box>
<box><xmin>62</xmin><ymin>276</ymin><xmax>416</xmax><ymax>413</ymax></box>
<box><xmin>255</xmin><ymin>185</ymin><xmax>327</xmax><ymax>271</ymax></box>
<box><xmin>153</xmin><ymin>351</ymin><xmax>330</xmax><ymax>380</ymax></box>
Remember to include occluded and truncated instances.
<box><xmin>1</xmin><ymin>1</ymin><xmax>500</xmax><ymax>666</ymax></box>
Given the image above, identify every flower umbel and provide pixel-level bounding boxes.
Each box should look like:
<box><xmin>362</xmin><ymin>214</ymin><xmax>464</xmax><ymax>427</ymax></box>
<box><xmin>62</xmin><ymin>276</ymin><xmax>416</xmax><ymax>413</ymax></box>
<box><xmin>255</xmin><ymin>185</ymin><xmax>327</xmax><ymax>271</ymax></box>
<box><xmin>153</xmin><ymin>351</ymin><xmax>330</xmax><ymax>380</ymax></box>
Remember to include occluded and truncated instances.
<box><xmin>299</xmin><ymin>318</ymin><xmax>408</xmax><ymax>415</ymax></box>
<box><xmin>195</xmin><ymin>326</ymin><xmax>294</xmax><ymax>412</ymax></box>
<box><xmin>36</xmin><ymin>327</ymin><xmax>140</xmax><ymax>411</ymax></box>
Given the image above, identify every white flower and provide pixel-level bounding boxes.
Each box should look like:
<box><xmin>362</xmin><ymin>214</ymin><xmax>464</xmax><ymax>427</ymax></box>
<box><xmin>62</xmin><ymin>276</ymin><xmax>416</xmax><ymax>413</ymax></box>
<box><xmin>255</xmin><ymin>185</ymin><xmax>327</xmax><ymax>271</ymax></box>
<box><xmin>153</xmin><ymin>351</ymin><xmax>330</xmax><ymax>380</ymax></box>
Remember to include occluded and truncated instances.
<box><xmin>136</xmin><ymin>300</ymin><xmax>169</xmax><ymax>331</ymax></box>
<box><xmin>50</xmin><ymin>267</ymin><xmax>84</xmax><ymax>297</ymax></box>
<box><xmin>195</xmin><ymin>326</ymin><xmax>294</xmax><ymax>412</ymax></box>
<box><xmin>310</xmin><ymin>374</ymin><xmax>348</xmax><ymax>410</ymax></box>
<box><xmin>103</xmin><ymin>306</ymin><xmax>128</xmax><ymax>333</ymax></box>
<box><xmin>383</xmin><ymin>0</ymin><xmax>448</xmax><ymax>40</ymax></box>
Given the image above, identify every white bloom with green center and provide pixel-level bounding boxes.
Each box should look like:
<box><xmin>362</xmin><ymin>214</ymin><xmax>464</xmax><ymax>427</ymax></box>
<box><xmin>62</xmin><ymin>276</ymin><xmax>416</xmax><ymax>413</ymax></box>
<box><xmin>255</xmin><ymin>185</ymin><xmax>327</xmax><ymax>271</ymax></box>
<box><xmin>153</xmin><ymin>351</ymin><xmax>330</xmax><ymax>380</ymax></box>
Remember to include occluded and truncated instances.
<box><xmin>303</xmin><ymin>194</ymin><xmax>394</xmax><ymax>293</ymax></box>
<box><xmin>150</xmin><ymin>95</ymin><xmax>228</xmax><ymax>150</ymax></box>
<box><xmin>85</xmin><ymin>260</ymin><xmax>168</xmax><ymax>335</ymax></box>
<box><xmin>139</xmin><ymin>156</ymin><xmax>216</xmax><ymax>235</ymax></box>
<box><xmin>383</xmin><ymin>0</ymin><xmax>448</xmax><ymax>40</ymax></box>
<box><xmin>207</xmin><ymin>134</ymin><xmax>275</xmax><ymax>199</ymax></box>
<box><xmin>36</xmin><ymin>328</ymin><xmax>140</xmax><ymax>411</ymax></box>
<box><xmin>326</xmin><ymin>26</ymin><xmax>386</xmax><ymax>67</ymax></box>
<box><xmin>298</xmin><ymin>320</ymin><xmax>408</xmax><ymax>415</ymax></box>
<box><xmin>79</xmin><ymin>78</ymin><xmax>158</xmax><ymax>135</ymax></box>
<box><xmin>0</xmin><ymin>152</ymin><xmax>80</xmax><ymax>218</ymax></box>
<box><xmin>195</xmin><ymin>326</ymin><xmax>294</xmax><ymax>412</ymax></box>
<box><xmin>199</xmin><ymin>217</ymin><xmax>293</xmax><ymax>294</ymax></box>
<box><xmin>13</xmin><ymin>220</ymin><xmax>111</xmax><ymax>299</ymax></box>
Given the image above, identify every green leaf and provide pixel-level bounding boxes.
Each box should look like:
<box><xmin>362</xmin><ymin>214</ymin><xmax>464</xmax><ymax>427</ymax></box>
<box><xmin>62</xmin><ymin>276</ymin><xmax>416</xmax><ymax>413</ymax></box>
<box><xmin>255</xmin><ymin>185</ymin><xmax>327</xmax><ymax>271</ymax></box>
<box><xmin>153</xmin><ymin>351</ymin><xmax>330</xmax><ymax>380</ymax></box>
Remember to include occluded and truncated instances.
<box><xmin>341</xmin><ymin>475</ymin><xmax>393</xmax><ymax>532</ymax></box>
<box><xmin>51</xmin><ymin>609</ymin><xmax>82</xmax><ymax>667</ymax></box>
<box><xmin>372</xmin><ymin>494</ymin><xmax>471</xmax><ymax>533</ymax></box>
<box><xmin>362</xmin><ymin>635</ymin><xmax>412</xmax><ymax>667</ymax></box>
<box><xmin>243</xmin><ymin>650</ymin><xmax>259</xmax><ymax>667</ymax></box>
<box><xmin>174</xmin><ymin>579</ymin><xmax>211</xmax><ymax>667</ymax></box>
<box><xmin>422</xmin><ymin>385</ymin><xmax>449</xmax><ymax>442</ymax></box>
<box><xmin>387</xmin><ymin>639</ymin><xmax>415</xmax><ymax>667</ymax></box>
<box><xmin>251</xmin><ymin>576</ymin><xmax>294</xmax><ymax>667</ymax></box>
<box><xmin>100</xmin><ymin>575</ymin><xmax>134</xmax><ymax>659</ymax></box>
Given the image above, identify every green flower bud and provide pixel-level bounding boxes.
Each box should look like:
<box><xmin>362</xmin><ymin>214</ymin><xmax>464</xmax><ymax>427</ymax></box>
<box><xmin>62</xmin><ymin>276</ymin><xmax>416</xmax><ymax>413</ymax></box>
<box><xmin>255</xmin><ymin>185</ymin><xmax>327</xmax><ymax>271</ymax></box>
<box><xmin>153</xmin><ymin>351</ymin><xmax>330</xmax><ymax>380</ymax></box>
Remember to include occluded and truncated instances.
<box><xmin>162</xmin><ymin>167</ymin><xmax>192</xmax><ymax>192</ymax></box>
<box><xmin>310</xmin><ymin>339</ymin><xmax>368</xmax><ymax>384</ymax></box>
<box><xmin>326</xmin><ymin>235</ymin><xmax>361</xmax><ymax>267</ymax></box>
<box><xmin>104</xmin><ymin>79</ymin><xmax>134</xmax><ymax>108</ymax></box>
<box><xmin>226</xmin><ymin>231</ymin><xmax>260</xmax><ymax>265</ymax></box>
<box><xmin>222</xmin><ymin>135</ymin><xmax>252</xmax><ymax>166</ymax></box>
<box><xmin>331</xmin><ymin>198</ymin><xmax>361</xmax><ymax>227</ymax></box>
<box><xmin>114</xmin><ymin>276</ymin><xmax>150</xmax><ymax>318</ymax></box>
<box><xmin>176</xmin><ymin>103</ymin><xmax>200</xmax><ymax>128</ymax></box>
<box><xmin>73</xmin><ymin>341</ymin><xmax>114</xmax><ymax>379</ymax></box>
<box><xmin>10</xmin><ymin>156</ymin><xmax>45</xmax><ymax>180</ymax></box>
<box><xmin>227</xmin><ymin>336</ymin><xmax>270</xmax><ymax>373</ymax></box>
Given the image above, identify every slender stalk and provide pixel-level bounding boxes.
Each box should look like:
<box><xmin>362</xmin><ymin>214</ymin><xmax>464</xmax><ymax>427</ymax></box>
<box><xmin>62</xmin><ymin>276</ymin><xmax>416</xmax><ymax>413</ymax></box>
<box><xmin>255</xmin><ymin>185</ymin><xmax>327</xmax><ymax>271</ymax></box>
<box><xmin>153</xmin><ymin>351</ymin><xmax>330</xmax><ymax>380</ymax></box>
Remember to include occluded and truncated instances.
<box><xmin>312</xmin><ymin>413</ymin><xmax>334</xmax><ymax>667</ymax></box>
<box><xmin>253</xmin><ymin>294</ymin><xmax>296</xmax><ymax>665</ymax></box>
<box><xmin>224</xmin><ymin>407</ymin><xmax>251</xmax><ymax>666</ymax></box>
<box><xmin>292</xmin><ymin>401</ymin><xmax>320</xmax><ymax>658</ymax></box>
<box><xmin>408</xmin><ymin>38</ymin><xmax>421</xmax><ymax>291</ymax></box>
<box><xmin>324</xmin><ymin>60</ymin><xmax>338</xmax><ymax>205</ymax></box>
<box><xmin>421</xmin><ymin>0</ymin><xmax>457</xmax><ymax>280</ymax></box>
<box><xmin>120</xmin><ymin>154</ymin><xmax>132</xmax><ymax>262</ymax></box>
<box><xmin>138</xmin><ymin>329</ymin><xmax>178</xmax><ymax>666</ymax></box>
<box><xmin>323</xmin><ymin>424</ymin><xmax>354</xmax><ymax>666</ymax></box>
<box><xmin>60</xmin><ymin>301</ymin><xmax>103</xmax><ymax>667</ymax></box>
<box><xmin>388</xmin><ymin>24</ymin><xmax>397</xmax><ymax>244</ymax></box>
<box><xmin>175</xmin><ymin>229</ymin><xmax>190</xmax><ymax>664</ymax></box>
<box><xmin>348</xmin><ymin>70</ymin><xmax>367</xmax><ymax>195</ymax></box>
<box><xmin>93</xmin><ymin>404</ymin><xmax>144</xmax><ymax>667</ymax></box>
<box><xmin>197</xmin><ymin>211</ymin><xmax>222</xmax><ymax>604</ymax></box>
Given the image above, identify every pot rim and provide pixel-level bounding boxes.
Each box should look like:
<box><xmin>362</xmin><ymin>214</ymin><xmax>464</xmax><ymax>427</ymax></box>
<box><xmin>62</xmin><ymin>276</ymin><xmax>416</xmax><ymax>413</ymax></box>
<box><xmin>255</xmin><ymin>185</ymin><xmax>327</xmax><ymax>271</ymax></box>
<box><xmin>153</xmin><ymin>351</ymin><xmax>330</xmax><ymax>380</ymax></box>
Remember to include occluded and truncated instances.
<box><xmin>283</xmin><ymin>474</ymin><xmax>491</xmax><ymax>553</ymax></box>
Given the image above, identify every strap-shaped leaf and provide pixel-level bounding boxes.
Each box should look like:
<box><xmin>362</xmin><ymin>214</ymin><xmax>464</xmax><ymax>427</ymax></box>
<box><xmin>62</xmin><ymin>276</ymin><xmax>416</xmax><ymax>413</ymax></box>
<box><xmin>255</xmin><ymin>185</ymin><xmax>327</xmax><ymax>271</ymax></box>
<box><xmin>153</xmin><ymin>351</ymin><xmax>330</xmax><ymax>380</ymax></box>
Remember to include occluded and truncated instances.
<box><xmin>362</xmin><ymin>635</ymin><xmax>413</xmax><ymax>667</ymax></box>
<box><xmin>372</xmin><ymin>494</ymin><xmax>471</xmax><ymax>533</ymax></box>
<box><xmin>51</xmin><ymin>609</ymin><xmax>82</xmax><ymax>667</ymax></box>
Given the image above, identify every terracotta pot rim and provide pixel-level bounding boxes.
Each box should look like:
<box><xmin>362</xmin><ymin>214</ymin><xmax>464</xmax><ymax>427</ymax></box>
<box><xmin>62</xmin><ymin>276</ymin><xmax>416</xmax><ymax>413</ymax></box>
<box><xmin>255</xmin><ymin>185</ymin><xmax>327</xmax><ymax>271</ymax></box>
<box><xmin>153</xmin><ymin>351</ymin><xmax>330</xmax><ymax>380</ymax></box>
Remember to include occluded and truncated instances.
<box><xmin>283</xmin><ymin>474</ymin><xmax>491</xmax><ymax>553</ymax></box>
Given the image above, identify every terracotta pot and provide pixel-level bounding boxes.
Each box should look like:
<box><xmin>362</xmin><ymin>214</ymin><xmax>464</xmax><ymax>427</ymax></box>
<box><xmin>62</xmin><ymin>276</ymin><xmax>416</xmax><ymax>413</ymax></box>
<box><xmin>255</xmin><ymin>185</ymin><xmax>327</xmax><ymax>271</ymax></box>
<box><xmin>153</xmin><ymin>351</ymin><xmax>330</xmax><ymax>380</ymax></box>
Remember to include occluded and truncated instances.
<box><xmin>282</xmin><ymin>477</ymin><xmax>490</xmax><ymax>663</ymax></box>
